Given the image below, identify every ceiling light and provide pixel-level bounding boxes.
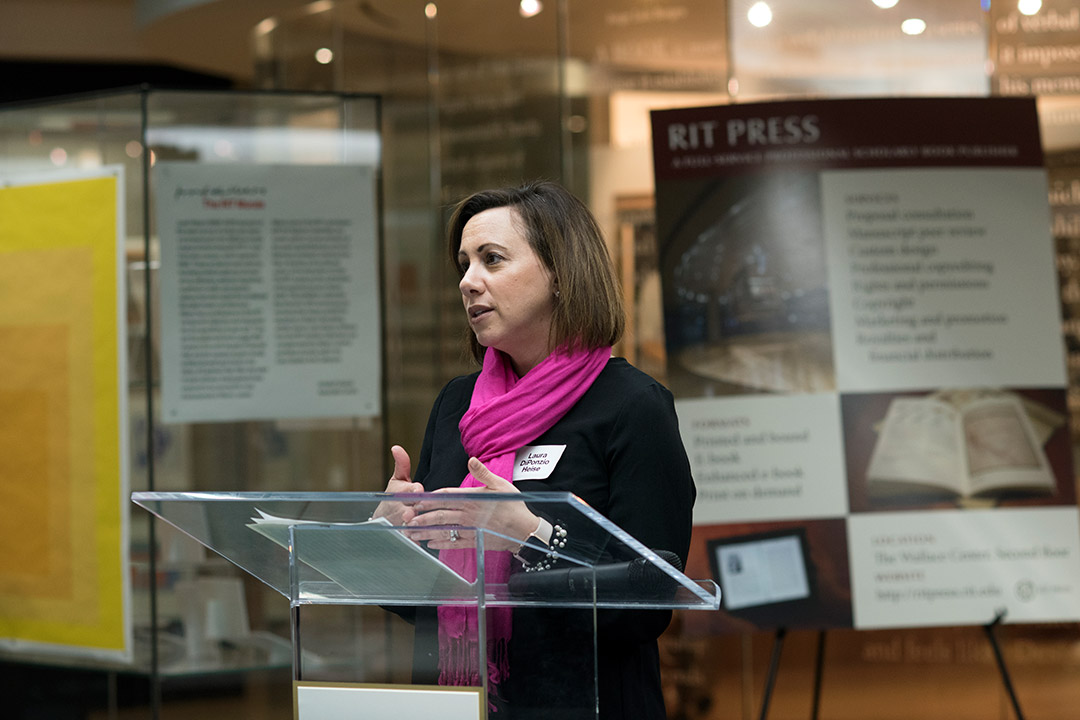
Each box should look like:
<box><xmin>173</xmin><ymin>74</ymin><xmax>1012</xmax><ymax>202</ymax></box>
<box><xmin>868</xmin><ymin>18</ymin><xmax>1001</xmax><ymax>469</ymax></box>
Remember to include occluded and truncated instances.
<box><xmin>901</xmin><ymin>18</ymin><xmax>926</xmax><ymax>34</ymax></box>
<box><xmin>214</xmin><ymin>140</ymin><xmax>235</xmax><ymax>158</ymax></box>
<box><xmin>77</xmin><ymin>149</ymin><xmax>102</xmax><ymax>168</ymax></box>
<box><xmin>748</xmin><ymin>2</ymin><xmax>773</xmax><ymax>27</ymax></box>
<box><xmin>305</xmin><ymin>0</ymin><xmax>333</xmax><ymax>15</ymax></box>
<box><xmin>255</xmin><ymin>17</ymin><xmax>278</xmax><ymax>36</ymax></box>
<box><xmin>315</xmin><ymin>47</ymin><xmax>334</xmax><ymax>64</ymax></box>
<box><xmin>1018</xmin><ymin>0</ymin><xmax>1042</xmax><ymax>15</ymax></box>
<box><xmin>425</xmin><ymin>3</ymin><xmax>437</xmax><ymax>19</ymax></box>
<box><xmin>520</xmin><ymin>0</ymin><xmax>542</xmax><ymax>18</ymax></box>
<box><xmin>872</xmin><ymin>0</ymin><xmax>899</xmax><ymax>8</ymax></box>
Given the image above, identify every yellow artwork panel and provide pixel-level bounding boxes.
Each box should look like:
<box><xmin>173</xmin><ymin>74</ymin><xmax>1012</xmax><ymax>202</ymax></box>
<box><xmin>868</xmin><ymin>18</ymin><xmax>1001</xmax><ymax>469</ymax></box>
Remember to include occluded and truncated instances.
<box><xmin>0</xmin><ymin>327</ymin><xmax>72</xmax><ymax>591</ymax></box>
<box><xmin>0</xmin><ymin>174</ymin><xmax>127</xmax><ymax>656</ymax></box>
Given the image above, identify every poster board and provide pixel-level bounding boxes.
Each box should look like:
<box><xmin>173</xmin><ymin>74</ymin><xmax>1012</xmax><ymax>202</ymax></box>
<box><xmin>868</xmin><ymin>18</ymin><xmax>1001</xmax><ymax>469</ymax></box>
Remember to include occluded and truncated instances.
<box><xmin>651</xmin><ymin>97</ymin><xmax>1080</xmax><ymax>631</ymax></box>
<box><xmin>0</xmin><ymin>168</ymin><xmax>131</xmax><ymax>659</ymax></box>
<box><xmin>155</xmin><ymin>163</ymin><xmax>381</xmax><ymax>424</ymax></box>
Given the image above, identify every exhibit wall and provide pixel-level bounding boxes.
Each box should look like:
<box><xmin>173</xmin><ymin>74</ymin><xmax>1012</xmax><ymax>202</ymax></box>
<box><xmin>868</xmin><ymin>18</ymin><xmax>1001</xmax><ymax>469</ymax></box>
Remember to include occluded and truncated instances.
<box><xmin>2</xmin><ymin>1</ymin><xmax>1080</xmax><ymax>719</ymax></box>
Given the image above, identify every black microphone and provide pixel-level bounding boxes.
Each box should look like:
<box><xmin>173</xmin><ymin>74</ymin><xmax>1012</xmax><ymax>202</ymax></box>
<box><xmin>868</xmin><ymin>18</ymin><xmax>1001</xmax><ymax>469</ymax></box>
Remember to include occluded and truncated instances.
<box><xmin>508</xmin><ymin>550</ymin><xmax>684</xmax><ymax>600</ymax></box>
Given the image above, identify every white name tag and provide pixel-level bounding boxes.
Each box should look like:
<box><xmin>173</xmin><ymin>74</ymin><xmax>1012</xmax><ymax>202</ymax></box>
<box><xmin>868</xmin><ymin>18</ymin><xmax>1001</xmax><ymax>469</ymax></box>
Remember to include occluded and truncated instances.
<box><xmin>512</xmin><ymin>445</ymin><xmax>566</xmax><ymax>481</ymax></box>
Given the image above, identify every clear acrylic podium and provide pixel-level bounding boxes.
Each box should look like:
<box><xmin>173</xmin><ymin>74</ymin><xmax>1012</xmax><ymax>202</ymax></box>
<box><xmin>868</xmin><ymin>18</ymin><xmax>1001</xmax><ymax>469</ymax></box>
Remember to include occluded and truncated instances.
<box><xmin>132</xmin><ymin>491</ymin><xmax>720</xmax><ymax>719</ymax></box>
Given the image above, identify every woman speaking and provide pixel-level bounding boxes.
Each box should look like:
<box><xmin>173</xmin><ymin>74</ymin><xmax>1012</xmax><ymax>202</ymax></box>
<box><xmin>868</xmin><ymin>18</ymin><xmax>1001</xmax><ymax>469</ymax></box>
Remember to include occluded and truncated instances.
<box><xmin>377</xmin><ymin>181</ymin><xmax>695</xmax><ymax>719</ymax></box>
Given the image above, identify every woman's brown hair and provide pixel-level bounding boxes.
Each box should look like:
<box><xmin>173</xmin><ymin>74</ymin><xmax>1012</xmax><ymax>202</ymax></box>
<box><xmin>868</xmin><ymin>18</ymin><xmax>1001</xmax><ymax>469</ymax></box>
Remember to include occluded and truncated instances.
<box><xmin>447</xmin><ymin>181</ymin><xmax>626</xmax><ymax>365</ymax></box>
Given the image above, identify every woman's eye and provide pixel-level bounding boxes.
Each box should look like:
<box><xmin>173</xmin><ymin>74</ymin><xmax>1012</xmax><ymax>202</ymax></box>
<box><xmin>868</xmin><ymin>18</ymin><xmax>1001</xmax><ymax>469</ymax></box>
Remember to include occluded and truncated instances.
<box><xmin>485</xmin><ymin>252</ymin><xmax>503</xmax><ymax>265</ymax></box>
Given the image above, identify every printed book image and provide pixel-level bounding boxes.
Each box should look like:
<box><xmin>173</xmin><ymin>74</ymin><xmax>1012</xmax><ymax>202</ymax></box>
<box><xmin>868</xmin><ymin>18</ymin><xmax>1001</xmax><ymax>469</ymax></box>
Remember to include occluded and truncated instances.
<box><xmin>865</xmin><ymin>393</ymin><xmax>1055</xmax><ymax>501</ymax></box>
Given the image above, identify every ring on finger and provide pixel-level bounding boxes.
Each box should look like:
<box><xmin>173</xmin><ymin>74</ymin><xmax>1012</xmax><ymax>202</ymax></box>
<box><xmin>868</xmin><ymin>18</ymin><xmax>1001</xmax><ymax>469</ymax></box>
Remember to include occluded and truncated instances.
<box><xmin>449</xmin><ymin>528</ymin><xmax>459</xmax><ymax>543</ymax></box>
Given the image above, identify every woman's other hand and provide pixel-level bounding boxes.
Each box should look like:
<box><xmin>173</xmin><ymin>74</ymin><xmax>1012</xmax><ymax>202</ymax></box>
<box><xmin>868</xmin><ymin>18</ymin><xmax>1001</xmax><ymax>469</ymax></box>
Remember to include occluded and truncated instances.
<box><xmin>370</xmin><ymin>445</ymin><xmax>424</xmax><ymax>524</ymax></box>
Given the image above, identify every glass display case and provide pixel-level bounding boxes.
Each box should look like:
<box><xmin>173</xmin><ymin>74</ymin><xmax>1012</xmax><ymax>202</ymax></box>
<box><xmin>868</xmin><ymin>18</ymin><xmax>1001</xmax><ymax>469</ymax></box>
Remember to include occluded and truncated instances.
<box><xmin>0</xmin><ymin>88</ymin><xmax>382</xmax><ymax>718</ymax></box>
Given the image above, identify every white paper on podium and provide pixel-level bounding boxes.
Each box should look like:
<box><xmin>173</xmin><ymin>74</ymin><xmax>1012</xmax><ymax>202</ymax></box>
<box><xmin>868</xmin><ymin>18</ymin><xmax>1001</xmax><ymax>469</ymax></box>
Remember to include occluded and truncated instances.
<box><xmin>247</xmin><ymin>511</ymin><xmax>474</xmax><ymax>598</ymax></box>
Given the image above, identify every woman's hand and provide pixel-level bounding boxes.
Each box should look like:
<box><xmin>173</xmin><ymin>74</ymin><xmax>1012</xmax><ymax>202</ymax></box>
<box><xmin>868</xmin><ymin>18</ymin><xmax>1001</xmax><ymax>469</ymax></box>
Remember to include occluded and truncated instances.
<box><xmin>370</xmin><ymin>445</ymin><xmax>424</xmax><ymax>524</ymax></box>
<box><xmin>405</xmin><ymin>457</ymin><xmax>539</xmax><ymax>552</ymax></box>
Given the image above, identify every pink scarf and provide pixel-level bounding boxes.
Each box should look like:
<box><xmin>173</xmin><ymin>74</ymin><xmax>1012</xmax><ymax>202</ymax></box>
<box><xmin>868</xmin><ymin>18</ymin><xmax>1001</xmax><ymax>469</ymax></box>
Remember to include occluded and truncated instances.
<box><xmin>437</xmin><ymin>344</ymin><xmax>611</xmax><ymax>693</ymax></box>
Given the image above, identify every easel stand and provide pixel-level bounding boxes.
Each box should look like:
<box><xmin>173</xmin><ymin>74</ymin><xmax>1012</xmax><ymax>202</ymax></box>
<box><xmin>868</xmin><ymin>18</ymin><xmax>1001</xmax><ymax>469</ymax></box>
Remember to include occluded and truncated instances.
<box><xmin>756</xmin><ymin>628</ymin><xmax>827</xmax><ymax>720</ymax></box>
<box><xmin>984</xmin><ymin>610</ymin><xmax>1025</xmax><ymax>720</ymax></box>
<box><xmin>755</xmin><ymin>615</ymin><xmax>1025</xmax><ymax>720</ymax></box>
<box><xmin>757</xmin><ymin>627</ymin><xmax>786</xmax><ymax>720</ymax></box>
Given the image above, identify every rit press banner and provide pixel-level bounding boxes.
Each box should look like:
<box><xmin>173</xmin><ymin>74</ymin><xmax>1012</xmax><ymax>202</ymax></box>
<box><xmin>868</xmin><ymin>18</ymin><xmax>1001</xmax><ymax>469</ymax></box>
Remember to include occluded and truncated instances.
<box><xmin>650</xmin><ymin>97</ymin><xmax>1080</xmax><ymax>632</ymax></box>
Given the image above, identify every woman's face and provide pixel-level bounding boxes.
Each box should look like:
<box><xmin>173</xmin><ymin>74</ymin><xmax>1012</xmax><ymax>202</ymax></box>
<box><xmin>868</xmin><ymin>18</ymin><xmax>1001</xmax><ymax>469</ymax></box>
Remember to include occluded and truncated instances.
<box><xmin>457</xmin><ymin>206</ymin><xmax>556</xmax><ymax>375</ymax></box>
